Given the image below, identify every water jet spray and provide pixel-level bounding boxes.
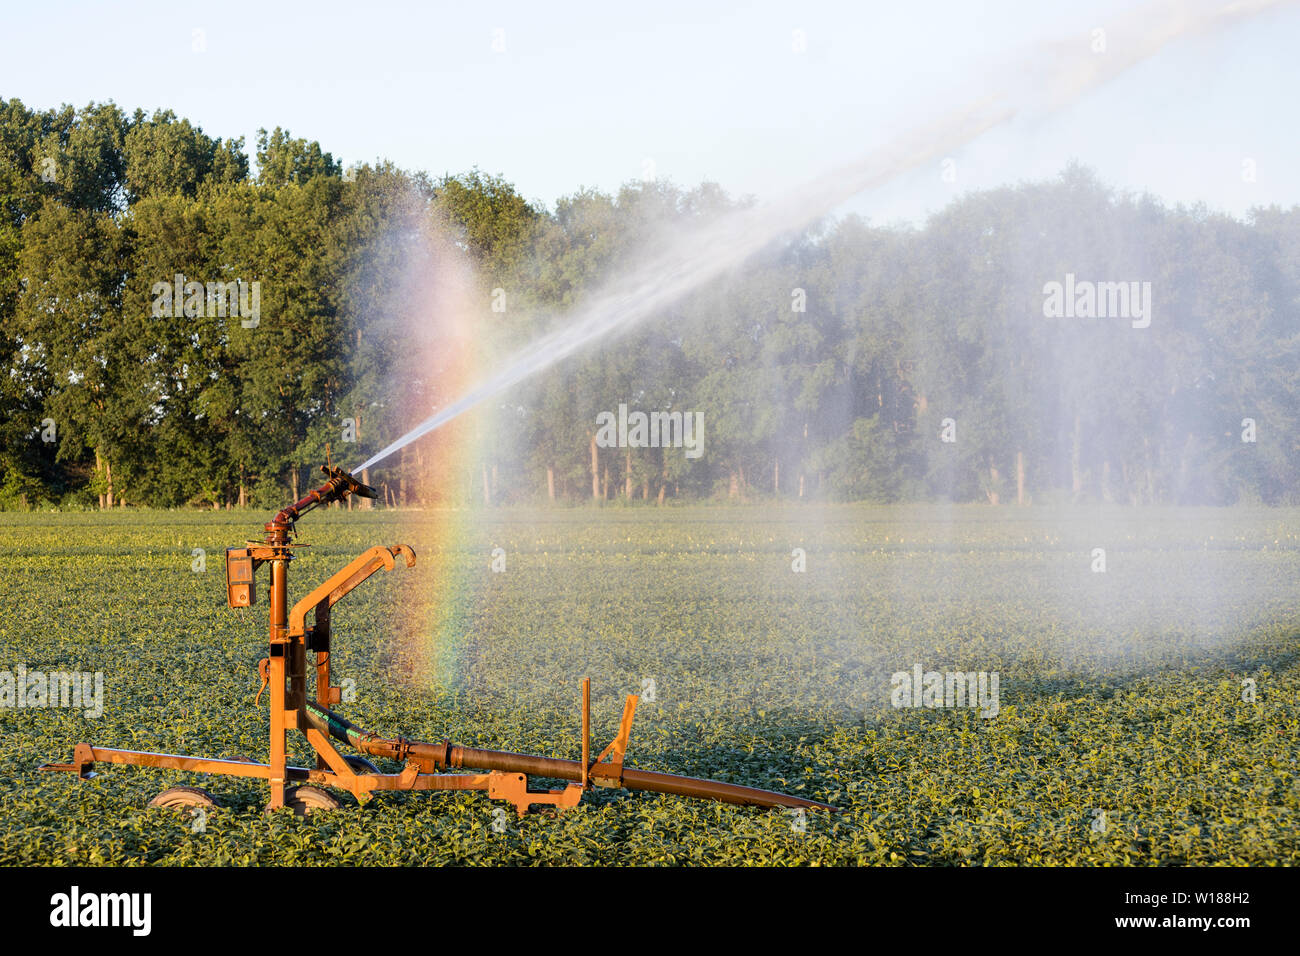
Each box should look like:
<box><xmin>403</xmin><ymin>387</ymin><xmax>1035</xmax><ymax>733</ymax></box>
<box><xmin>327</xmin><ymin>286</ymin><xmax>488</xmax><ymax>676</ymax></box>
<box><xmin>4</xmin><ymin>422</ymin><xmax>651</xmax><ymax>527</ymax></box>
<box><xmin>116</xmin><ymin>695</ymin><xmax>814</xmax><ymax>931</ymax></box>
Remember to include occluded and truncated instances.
<box><xmin>354</xmin><ymin>0</ymin><xmax>1291</xmax><ymax>477</ymax></box>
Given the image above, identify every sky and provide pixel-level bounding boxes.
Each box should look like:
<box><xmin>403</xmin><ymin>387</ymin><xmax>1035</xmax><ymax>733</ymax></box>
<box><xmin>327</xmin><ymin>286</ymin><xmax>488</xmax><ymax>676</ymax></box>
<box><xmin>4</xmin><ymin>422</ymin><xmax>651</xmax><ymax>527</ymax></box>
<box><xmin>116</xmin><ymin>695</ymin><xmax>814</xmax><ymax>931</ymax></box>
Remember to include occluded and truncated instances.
<box><xmin>4</xmin><ymin>0</ymin><xmax>1298</xmax><ymax>226</ymax></box>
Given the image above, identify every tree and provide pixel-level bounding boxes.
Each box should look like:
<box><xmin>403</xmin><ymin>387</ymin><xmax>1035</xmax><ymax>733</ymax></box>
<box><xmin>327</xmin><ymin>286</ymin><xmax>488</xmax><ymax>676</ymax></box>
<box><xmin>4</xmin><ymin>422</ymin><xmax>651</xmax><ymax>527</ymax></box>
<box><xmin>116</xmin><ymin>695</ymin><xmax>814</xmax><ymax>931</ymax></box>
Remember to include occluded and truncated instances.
<box><xmin>124</xmin><ymin>108</ymin><xmax>246</xmax><ymax>201</ymax></box>
<box><xmin>255</xmin><ymin>127</ymin><xmax>339</xmax><ymax>188</ymax></box>
<box><xmin>15</xmin><ymin>201</ymin><xmax>132</xmax><ymax>506</ymax></box>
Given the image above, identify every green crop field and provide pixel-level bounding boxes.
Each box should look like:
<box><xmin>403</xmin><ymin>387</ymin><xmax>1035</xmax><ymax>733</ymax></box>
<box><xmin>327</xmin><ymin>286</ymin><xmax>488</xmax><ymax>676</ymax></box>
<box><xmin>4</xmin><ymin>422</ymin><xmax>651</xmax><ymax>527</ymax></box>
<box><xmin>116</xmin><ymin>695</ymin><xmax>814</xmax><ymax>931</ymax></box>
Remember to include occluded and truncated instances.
<box><xmin>1</xmin><ymin>505</ymin><xmax>1297</xmax><ymax>866</ymax></box>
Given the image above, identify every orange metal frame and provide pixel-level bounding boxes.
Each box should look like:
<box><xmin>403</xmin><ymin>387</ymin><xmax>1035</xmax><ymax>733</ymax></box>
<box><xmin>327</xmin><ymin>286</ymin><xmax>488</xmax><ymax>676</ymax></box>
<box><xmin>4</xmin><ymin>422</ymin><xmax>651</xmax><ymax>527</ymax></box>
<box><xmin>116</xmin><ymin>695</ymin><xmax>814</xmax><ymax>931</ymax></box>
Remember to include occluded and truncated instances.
<box><xmin>40</xmin><ymin>469</ymin><xmax>640</xmax><ymax>816</ymax></box>
<box><xmin>43</xmin><ymin>539</ymin><xmax>636</xmax><ymax>816</ymax></box>
<box><xmin>41</xmin><ymin>465</ymin><xmax>836</xmax><ymax>817</ymax></box>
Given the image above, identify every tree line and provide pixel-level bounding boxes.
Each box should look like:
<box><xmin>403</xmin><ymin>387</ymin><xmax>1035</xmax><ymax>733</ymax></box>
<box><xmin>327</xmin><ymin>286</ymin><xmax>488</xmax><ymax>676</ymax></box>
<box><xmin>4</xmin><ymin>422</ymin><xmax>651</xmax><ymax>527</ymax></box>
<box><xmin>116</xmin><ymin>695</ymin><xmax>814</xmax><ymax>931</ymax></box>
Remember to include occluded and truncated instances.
<box><xmin>2</xmin><ymin>98</ymin><xmax>1297</xmax><ymax>510</ymax></box>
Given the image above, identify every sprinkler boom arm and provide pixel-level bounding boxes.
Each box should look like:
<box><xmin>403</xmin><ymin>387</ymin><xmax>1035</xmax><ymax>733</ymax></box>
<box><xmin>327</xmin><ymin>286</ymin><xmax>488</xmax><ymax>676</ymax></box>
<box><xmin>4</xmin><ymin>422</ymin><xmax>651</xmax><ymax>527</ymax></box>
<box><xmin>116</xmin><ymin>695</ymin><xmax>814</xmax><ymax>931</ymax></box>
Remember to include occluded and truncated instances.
<box><xmin>288</xmin><ymin>544</ymin><xmax>416</xmax><ymax>640</ymax></box>
<box><xmin>270</xmin><ymin>465</ymin><xmax>378</xmax><ymax>532</ymax></box>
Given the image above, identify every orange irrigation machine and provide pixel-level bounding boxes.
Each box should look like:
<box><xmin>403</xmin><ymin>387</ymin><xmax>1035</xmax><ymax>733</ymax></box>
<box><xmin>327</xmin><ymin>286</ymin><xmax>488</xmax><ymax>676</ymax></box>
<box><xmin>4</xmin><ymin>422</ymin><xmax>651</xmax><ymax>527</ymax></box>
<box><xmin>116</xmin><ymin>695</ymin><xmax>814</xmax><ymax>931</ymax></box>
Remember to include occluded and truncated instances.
<box><xmin>42</xmin><ymin>465</ymin><xmax>835</xmax><ymax>817</ymax></box>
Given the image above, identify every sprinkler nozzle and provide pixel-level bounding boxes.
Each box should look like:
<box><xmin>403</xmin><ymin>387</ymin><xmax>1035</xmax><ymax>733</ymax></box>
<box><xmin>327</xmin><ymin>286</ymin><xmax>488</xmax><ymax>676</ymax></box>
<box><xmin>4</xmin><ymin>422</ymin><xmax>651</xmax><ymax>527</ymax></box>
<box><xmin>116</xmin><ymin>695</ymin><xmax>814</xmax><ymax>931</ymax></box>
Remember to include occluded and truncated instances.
<box><xmin>321</xmin><ymin>465</ymin><xmax>379</xmax><ymax>499</ymax></box>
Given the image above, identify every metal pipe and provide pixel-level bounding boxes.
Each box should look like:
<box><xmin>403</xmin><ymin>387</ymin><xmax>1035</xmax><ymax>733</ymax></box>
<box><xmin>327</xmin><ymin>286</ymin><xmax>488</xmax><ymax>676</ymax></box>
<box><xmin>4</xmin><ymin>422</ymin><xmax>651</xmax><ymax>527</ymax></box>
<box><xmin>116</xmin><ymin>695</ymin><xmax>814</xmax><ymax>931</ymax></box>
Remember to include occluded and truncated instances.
<box><xmin>302</xmin><ymin>702</ymin><xmax>835</xmax><ymax>812</ymax></box>
<box><xmin>268</xmin><ymin>548</ymin><xmax>289</xmax><ymax>808</ymax></box>
<box><xmin>270</xmin><ymin>466</ymin><xmax>378</xmax><ymax>532</ymax></box>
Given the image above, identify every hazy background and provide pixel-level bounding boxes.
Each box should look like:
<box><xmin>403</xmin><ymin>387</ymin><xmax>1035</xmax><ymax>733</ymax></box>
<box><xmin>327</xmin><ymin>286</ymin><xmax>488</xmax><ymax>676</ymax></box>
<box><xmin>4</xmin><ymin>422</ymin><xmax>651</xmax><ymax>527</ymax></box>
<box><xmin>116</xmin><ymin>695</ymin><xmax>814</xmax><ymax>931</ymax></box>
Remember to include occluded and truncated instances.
<box><xmin>4</xmin><ymin>0</ymin><xmax>1299</xmax><ymax>224</ymax></box>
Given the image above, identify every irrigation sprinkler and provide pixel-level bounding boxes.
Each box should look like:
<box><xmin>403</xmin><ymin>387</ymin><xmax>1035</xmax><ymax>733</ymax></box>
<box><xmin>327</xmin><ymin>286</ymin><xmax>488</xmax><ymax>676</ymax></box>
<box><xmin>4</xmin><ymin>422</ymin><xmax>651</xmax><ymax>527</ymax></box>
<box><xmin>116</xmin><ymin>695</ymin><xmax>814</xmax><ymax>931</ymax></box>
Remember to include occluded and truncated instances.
<box><xmin>41</xmin><ymin>465</ymin><xmax>835</xmax><ymax>817</ymax></box>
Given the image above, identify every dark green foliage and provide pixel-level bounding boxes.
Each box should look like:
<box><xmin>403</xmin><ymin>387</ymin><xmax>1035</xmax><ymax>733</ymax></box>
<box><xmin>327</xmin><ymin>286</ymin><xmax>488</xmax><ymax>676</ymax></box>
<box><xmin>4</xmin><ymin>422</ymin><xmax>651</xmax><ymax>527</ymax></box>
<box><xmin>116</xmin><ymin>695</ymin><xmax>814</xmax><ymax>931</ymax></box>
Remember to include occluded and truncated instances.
<box><xmin>1</xmin><ymin>103</ymin><xmax>1298</xmax><ymax>509</ymax></box>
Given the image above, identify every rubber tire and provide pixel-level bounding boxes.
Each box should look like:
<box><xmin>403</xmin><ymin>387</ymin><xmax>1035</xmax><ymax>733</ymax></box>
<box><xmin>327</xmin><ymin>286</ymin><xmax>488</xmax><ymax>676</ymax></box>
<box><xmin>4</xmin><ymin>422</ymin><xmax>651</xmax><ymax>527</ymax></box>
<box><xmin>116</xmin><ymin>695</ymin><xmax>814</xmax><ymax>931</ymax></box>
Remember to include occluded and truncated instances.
<box><xmin>148</xmin><ymin>785</ymin><xmax>218</xmax><ymax>809</ymax></box>
<box><xmin>343</xmin><ymin>755</ymin><xmax>379</xmax><ymax>775</ymax></box>
<box><xmin>283</xmin><ymin>785</ymin><xmax>342</xmax><ymax>816</ymax></box>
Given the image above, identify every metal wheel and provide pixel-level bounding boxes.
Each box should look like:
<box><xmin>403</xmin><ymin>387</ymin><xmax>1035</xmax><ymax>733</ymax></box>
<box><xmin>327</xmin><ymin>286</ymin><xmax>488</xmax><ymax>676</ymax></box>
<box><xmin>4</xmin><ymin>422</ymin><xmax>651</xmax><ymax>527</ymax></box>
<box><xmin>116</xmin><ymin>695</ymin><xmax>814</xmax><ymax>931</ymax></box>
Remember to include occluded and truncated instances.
<box><xmin>148</xmin><ymin>785</ymin><xmax>218</xmax><ymax>809</ymax></box>
<box><xmin>283</xmin><ymin>785</ymin><xmax>342</xmax><ymax>816</ymax></box>
<box><xmin>343</xmin><ymin>755</ymin><xmax>379</xmax><ymax>775</ymax></box>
